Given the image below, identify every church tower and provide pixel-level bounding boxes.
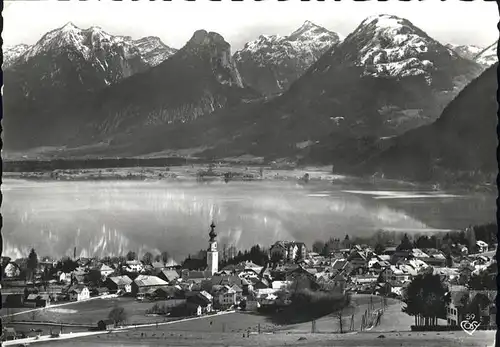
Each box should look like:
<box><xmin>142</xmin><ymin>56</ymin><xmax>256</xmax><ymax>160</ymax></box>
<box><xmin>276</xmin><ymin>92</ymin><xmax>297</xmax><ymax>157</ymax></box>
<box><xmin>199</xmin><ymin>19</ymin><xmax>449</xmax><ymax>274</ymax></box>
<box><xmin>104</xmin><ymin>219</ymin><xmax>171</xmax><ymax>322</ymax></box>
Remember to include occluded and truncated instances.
<box><xmin>207</xmin><ymin>222</ymin><xmax>219</xmax><ymax>275</ymax></box>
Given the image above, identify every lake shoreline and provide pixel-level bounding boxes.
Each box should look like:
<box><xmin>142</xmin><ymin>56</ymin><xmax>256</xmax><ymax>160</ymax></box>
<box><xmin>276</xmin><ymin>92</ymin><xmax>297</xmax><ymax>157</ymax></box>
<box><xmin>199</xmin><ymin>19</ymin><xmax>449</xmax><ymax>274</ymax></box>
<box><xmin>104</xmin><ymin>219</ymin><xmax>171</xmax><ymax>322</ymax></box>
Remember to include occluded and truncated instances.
<box><xmin>3</xmin><ymin>166</ymin><xmax>494</xmax><ymax>194</ymax></box>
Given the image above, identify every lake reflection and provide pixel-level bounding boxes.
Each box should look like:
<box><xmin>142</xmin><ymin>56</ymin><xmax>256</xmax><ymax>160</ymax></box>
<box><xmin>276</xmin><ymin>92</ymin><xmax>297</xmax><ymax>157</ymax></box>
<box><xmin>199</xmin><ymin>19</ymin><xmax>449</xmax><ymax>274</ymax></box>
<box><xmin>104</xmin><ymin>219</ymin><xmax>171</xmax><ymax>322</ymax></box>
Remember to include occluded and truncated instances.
<box><xmin>1</xmin><ymin>178</ymin><xmax>495</xmax><ymax>260</ymax></box>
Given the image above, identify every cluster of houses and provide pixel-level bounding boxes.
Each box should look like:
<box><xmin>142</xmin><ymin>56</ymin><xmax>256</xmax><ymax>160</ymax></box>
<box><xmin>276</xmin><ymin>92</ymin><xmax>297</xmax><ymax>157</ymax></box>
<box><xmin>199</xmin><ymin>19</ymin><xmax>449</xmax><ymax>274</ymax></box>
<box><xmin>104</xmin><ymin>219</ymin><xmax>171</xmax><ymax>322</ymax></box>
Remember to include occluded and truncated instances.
<box><xmin>1</xmin><ymin>226</ymin><xmax>497</xmax><ymax>335</ymax></box>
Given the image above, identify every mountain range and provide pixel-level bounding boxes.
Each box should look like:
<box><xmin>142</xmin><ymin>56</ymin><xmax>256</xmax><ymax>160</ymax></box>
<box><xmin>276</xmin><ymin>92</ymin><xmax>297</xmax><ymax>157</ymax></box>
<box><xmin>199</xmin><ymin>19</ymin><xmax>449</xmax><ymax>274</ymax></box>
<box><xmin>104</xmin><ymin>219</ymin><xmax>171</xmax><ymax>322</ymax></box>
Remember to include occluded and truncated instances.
<box><xmin>2</xmin><ymin>15</ymin><xmax>496</xmax><ymax>183</ymax></box>
<box><xmin>144</xmin><ymin>14</ymin><xmax>483</xmax><ymax>164</ymax></box>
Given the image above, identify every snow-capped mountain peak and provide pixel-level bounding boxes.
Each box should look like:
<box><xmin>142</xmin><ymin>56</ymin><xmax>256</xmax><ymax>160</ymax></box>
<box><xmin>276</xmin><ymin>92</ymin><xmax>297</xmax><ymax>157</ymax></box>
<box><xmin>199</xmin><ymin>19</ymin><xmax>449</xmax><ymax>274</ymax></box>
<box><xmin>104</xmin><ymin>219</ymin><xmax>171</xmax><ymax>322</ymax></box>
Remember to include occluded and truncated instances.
<box><xmin>11</xmin><ymin>23</ymin><xmax>177</xmax><ymax>70</ymax></box>
<box><xmin>233</xmin><ymin>20</ymin><xmax>342</xmax><ymax>95</ymax></box>
<box><xmin>474</xmin><ymin>41</ymin><xmax>498</xmax><ymax>67</ymax></box>
<box><xmin>2</xmin><ymin>44</ymin><xmax>30</xmax><ymax>69</ymax></box>
<box><xmin>446</xmin><ymin>43</ymin><xmax>484</xmax><ymax>61</ymax></box>
<box><xmin>289</xmin><ymin>20</ymin><xmax>321</xmax><ymax>38</ymax></box>
<box><xmin>338</xmin><ymin>14</ymin><xmax>462</xmax><ymax>80</ymax></box>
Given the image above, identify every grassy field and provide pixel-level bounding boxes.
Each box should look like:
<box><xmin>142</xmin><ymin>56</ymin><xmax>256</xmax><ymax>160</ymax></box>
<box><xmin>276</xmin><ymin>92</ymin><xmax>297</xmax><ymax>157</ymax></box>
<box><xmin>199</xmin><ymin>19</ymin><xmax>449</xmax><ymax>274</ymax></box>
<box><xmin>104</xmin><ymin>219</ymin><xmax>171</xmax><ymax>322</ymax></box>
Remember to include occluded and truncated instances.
<box><xmin>34</xmin><ymin>330</ymin><xmax>496</xmax><ymax>347</ymax></box>
<box><xmin>7</xmin><ymin>297</ymin><xmax>174</xmax><ymax>326</ymax></box>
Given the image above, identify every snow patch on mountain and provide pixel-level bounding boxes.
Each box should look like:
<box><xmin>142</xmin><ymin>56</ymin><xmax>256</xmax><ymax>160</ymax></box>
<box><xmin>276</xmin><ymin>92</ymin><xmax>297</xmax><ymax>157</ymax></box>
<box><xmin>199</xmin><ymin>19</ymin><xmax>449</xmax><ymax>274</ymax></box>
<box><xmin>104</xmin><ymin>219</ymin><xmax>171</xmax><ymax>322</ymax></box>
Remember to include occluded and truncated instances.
<box><xmin>17</xmin><ymin>22</ymin><xmax>175</xmax><ymax>69</ymax></box>
<box><xmin>235</xmin><ymin>21</ymin><xmax>340</xmax><ymax>67</ymax></box>
<box><xmin>345</xmin><ymin>14</ymin><xmax>457</xmax><ymax>80</ymax></box>
<box><xmin>3</xmin><ymin>44</ymin><xmax>30</xmax><ymax>69</ymax></box>
<box><xmin>474</xmin><ymin>41</ymin><xmax>498</xmax><ymax>66</ymax></box>
<box><xmin>446</xmin><ymin>43</ymin><xmax>484</xmax><ymax>61</ymax></box>
<box><xmin>133</xmin><ymin>36</ymin><xmax>177</xmax><ymax>66</ymax></box>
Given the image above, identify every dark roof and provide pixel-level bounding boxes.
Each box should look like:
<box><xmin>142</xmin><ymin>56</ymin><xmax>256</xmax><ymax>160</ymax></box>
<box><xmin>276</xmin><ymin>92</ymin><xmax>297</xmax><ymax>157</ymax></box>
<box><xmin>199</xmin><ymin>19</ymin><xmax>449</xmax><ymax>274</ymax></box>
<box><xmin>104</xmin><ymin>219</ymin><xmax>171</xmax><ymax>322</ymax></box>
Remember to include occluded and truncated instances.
<box><xmin>186</xmin><ymin>271</ymin><xmax>212</xmax><ymax>279</ymax></box>
<box><xmin>108</xmin><ymin>275</ymin><xmax>133</xmax><ymax>286</ymax></box>
<box><xmin>211</xmin><ymin>275</ymin><xmax>243</xmax><ymax>286</ymax></box>
<box><xmin>187</xmin><ymin>293</ymin><xmax>212</xmax><ymax>307</ymax></box>
<box><xmin>161</xmin><ymin>269</ymin><xmax>180</xmax><ymax>282</ymax></box>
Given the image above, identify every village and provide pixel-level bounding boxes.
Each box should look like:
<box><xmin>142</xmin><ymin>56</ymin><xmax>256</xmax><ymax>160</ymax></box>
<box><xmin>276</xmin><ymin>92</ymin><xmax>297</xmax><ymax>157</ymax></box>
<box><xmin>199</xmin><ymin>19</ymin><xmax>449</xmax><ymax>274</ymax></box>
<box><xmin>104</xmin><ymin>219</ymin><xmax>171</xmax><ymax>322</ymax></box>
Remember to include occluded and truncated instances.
<box><xmin>1</xmin><ymin>222</ymin><xmax>497</xmax><ymax>343</ymax></box>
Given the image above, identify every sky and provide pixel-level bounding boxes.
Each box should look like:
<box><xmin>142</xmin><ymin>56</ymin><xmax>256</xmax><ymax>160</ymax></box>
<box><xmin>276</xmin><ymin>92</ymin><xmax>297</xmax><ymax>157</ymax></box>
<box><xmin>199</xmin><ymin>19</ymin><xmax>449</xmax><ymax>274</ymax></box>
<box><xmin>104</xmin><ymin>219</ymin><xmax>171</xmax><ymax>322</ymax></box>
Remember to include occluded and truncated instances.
<box><xmin>3</xmin><ymin>0</ymin><xmax>499</xmax><ymax>52</ymax></box>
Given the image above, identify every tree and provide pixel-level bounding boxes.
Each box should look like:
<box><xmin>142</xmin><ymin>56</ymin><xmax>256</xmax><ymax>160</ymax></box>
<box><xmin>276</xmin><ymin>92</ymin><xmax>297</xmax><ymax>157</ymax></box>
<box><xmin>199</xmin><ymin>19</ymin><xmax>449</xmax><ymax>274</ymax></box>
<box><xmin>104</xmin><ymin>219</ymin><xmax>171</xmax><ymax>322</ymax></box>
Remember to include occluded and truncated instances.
<box><xmin>58</xmin><ymin>257</ymin><xmax>78</xmax><ymax>274</ymax></box>
<box><xmin>126</xmin><ymin>251</ymin><xmax>137</xmax><ymax>261</ymax></box>
<box><xmin>466</xmin><ymin>226</ymin><xmax>477</xmax><ymax>253</ymax></box>
<box><xmin>161</xmin><ymin>251</ymin><xmax>170</xmax><ymax>265</ymax></box>
<box><xmin>468</xmin><ymin>269</ymin><xmax>496</xmax><ymax>290</ymax></box>
<box><xmin>85</xmin><ymin>270</ymin><xmax>102</xmax><ymax>286</ymax></box>
<box><xmin>142</xmin><ymin>252</ymin><xmax>153</xmax><ymax>265</ymax></box>
<box><xmin>108</xmin><ymin>306</ymin><xmax>127</xmax><ymax>327</ymax></box>
<box><xmin>270</xmin><ymin>252</ymin><xmax>284</xmax><ymax>266</ymax></box>
<box><xmin>402</xmin><ymin>273</ymin><xmax>450</xmax><ymax>326</ymax></box>
<box><xmin>27</xmin><ymin>248</ymin><xmax>38</xmax><ymax>281</ymax></box>
<box><xmin>397</xmin><ymin>234</ymin><xmax>413</xmax><ymax>251</ymax></box>
<box><xmin>414</xmin><ymin>236</ymin><xmax>433</xmax><ymax>249</ymax></box>
<box><xmin>312</xmin><ymin>241</ymin><xmax>325</xmax><ymax>254</ymax></box>
<box><xmin>374</xmin><ymin>244</ymin><xmax>385</xmax><ymax>255</ymax></box>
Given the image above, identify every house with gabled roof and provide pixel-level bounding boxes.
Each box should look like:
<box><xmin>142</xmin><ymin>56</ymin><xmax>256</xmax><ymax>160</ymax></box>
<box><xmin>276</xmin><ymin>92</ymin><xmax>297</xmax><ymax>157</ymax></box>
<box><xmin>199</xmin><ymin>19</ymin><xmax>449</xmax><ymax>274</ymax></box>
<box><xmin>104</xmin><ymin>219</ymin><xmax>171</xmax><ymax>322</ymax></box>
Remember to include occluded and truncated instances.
<box><xmin>347</xmin><ymin>250</ymin><xmax>368</xmax><ymax>271</ymax></box>
<box><xmin>67</xmin><ymin>284</ymin><xmax>90</xmax><ymax>301</ymax></box>
<box><xmin>185</xmin><ymin>290</ymin><xmax>213</xmax><ymax>315</ymax></box>
<box><xmin>445</xmin><ymin>289</ymin><xmax>469</xmax><ymax>326</ymax></box>
<box><xmin>131</xmin><ymin>275</ymin><xmax>169</xmax><ymax>295</ymax></box>
<box><xmin>159</xmin><ymin>269</ymin><xmax>180</xmax><ymax>284</ymax></box>
<box><xmin>98</xmin><ymin>264</ymin><xmax>114</xmax><ymax>278</ymax></box>
<box><xmin>211</xmin><ymin>275</ymin><xmax>243</xmax><ymax>287</ymax></box>
<box><xmin>181</xmin><ymin>270</ymin><xmax>212</xmax><ymax>283</ymax></box>
<box><xmin>106</xmin><ymin>275</ymin><xmax>133</xmax><ymax>293</ymax></box>
<box><xmin>270</xmin><ymin>241</ymin><xmax>307</xmax><ymax>263</ymax></box>
<box><xmin>212</xmin><ymin>285</ymin><xmax>236</xmax><ymax>309</ymax></box>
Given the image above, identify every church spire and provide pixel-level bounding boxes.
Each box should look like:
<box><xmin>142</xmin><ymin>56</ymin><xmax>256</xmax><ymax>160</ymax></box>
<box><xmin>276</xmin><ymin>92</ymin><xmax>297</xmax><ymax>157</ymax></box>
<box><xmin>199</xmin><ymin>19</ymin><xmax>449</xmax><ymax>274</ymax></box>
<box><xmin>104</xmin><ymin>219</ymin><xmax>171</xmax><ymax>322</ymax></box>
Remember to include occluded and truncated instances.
<box><xmin>209</xmin><ymin>221</ymin><xmax>217</xmax><ymax>242</ymax></box>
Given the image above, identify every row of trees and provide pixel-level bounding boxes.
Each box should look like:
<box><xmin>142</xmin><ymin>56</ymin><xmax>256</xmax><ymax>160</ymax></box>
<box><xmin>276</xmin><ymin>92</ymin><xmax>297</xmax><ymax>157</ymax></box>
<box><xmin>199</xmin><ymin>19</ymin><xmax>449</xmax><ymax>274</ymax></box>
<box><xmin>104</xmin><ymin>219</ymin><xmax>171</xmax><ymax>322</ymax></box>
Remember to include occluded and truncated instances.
<box><xmin>219</xmin><ymin>245</ymin><xmax>270</xmax><ymax>268</ymax></box>
<box><xmin>402</xmin><ymin>271</ymin><xmax>495</xmax><ymax>327</ymax></box>
<box><xmin>311</xmin><ymin>223</ymin><xmax>496</xmax><ymax>258</ymax></box>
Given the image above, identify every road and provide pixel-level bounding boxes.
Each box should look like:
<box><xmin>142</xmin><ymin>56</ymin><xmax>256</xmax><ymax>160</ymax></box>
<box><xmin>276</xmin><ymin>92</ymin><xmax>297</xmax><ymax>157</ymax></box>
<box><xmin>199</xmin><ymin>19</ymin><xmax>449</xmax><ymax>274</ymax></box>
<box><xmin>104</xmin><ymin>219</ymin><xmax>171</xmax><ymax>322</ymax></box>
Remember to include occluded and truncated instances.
<box><xmin>2</xmin><ymin>310</ymin><xmax>236</xmax><ymax>346</ymax></box>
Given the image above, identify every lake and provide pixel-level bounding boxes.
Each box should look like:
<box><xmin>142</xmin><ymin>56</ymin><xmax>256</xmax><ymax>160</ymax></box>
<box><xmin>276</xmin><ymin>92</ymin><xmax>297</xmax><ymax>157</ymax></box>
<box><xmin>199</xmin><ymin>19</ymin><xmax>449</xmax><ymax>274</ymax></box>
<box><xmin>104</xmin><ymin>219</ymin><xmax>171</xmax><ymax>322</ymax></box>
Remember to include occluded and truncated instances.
<box><xmin>1</xmin><ymin>177</ymin><xmax>495</xmax><ymax>260</ymax></box>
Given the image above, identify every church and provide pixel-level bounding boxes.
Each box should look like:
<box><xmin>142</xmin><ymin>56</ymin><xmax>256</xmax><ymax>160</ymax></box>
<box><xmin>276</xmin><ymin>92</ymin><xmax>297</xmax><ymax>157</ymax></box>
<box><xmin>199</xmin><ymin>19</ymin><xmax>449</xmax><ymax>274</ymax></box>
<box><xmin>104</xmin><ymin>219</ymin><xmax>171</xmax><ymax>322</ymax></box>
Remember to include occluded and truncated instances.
<box><xmin>207</xmin><ymin>222</ymin><xmax>219</xmax><ymax>276</ymax></box>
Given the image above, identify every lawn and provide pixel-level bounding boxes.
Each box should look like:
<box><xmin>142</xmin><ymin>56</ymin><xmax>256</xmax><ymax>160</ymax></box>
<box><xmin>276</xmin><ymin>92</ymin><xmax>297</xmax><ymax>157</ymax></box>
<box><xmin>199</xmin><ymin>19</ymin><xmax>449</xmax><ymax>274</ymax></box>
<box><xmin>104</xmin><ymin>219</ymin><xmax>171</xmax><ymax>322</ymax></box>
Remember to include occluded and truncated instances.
<box><xmin>279</xmin><ymin>294</ymin><xmax>414</xmax><ymax>333</ymax></box>
<box><xmin>33</xmin><ymin>330</ymin><xmax>496</xmax><ymax>347</ymax></box>
<box><xmin>8</xmin><ymin>297</ymin><xmax>176</xmax><ymax>326</ymax></box>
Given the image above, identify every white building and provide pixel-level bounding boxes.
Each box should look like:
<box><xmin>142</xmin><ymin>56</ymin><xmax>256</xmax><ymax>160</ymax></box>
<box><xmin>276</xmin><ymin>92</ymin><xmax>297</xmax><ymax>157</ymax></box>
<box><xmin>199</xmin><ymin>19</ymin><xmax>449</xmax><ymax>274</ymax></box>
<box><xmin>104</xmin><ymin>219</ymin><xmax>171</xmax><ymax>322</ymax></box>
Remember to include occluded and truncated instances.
<box><xmin>69</xmin><ymin>285</ymin><xmax>90</xmax><ymax>301</ymax></box>
<box><xmin>207</xmin><ymin>222</ymin><xmax>219</xmax><ymax>276</ymax></box>
<box><xmin>99</xmin><ymin>264</ymin><xmax>114</xmax><ymax>278</ymax></box>
<box><xmin>125</xmin><ymin>260</ymin><xmax>144</xmax><ymax>273</ymax></box>
<box><xmin>476</xmin><ymin>241</ymin><xmax>489</xmax><ymax>253</ymax></box>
